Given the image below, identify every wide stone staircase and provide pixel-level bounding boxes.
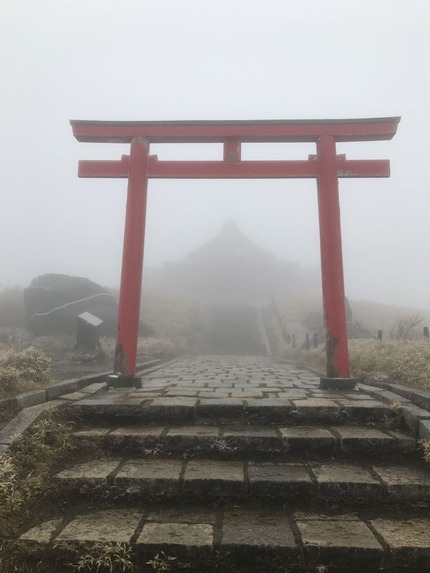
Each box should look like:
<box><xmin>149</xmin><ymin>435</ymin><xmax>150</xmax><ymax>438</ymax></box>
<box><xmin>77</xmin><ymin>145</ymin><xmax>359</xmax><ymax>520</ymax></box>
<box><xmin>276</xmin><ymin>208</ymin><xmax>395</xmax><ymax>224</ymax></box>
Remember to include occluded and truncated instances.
<box><xmin>8</xmin><ymin>356</ymin><xmax>430</xmax><ymax>572</ymax></box>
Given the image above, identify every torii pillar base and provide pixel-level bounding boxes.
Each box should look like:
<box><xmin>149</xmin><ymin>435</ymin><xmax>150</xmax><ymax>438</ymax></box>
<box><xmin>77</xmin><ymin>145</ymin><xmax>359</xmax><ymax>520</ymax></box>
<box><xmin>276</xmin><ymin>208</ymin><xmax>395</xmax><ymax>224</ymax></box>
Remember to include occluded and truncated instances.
<box><xmin>320</xmin><ymin>377</ymin><xmax>357</xmax><ymax>390</ymax></box>
<box><xmin>106</xmin><ymin>374</ymin><xmax>142</xmax><ymax>389</ymax></box>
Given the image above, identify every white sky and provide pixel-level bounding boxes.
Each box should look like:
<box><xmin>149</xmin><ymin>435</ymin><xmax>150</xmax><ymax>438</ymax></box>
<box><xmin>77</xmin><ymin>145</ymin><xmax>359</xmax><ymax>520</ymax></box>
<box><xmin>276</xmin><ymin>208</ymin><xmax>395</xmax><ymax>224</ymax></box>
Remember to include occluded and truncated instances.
<box><xmin>1</xmin><ymin>0</ymin><xmax>430</xmax><ymax>309</ymax></box>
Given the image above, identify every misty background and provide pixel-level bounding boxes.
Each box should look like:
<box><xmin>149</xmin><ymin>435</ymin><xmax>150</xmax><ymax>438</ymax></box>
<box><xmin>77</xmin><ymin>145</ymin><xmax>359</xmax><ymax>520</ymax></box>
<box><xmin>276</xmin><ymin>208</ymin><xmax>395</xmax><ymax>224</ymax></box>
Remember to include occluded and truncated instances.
<box><xmin>1</xmin><ymin>1</ymin><xmax>430</xmax><ymax>310</ymax></box>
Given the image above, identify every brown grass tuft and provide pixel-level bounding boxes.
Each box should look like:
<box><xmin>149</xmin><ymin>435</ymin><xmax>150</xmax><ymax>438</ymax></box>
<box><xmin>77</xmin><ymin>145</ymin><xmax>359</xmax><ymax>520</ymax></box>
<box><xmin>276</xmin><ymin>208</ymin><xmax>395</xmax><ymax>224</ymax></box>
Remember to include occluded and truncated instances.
<box><xmin>0</xmin><ymin>347</ymin><xmax>52</xmax><ymax>395</ymax></box>
<box><xmin>0</xmin><ymin>409</ymin><xmax>74</xmax><ymax>538</ymax></box>
<box><xmin>287</xmin><ymin>339</ymin><xmax>430</xmax><ymax>393</ymax></box>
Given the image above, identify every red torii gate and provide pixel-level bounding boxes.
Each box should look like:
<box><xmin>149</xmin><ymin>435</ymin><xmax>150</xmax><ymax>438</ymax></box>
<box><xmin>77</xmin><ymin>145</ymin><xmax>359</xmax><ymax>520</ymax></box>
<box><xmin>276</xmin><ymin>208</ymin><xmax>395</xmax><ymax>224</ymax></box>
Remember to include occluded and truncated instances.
<box><xmin>70</xmin><ymin>117</ymin><xmax>400</xmax><ymax>389</ymax></box>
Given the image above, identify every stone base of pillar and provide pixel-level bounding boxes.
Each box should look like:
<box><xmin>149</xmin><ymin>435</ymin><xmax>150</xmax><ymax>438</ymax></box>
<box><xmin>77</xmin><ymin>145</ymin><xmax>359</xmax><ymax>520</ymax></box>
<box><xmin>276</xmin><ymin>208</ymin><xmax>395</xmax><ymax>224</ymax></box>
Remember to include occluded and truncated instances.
<box><xmin>320</xmin><ymin>376</ymin><xmax>357</xmax><ymax>390</ymax></box>
<box><xmin>106</xmin><ymin>374</ymin><xmax>142</xmax><ymax>389</ymax></box>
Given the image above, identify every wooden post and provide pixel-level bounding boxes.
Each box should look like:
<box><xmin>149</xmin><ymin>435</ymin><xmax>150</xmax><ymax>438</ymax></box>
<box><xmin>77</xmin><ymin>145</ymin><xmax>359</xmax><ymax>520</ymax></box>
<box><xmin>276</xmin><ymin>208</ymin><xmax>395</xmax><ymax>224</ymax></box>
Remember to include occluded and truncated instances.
<box><xmin>313</xmin><ymin>332</ymin><xmax>318</xmax><ymax>348</ymax></box>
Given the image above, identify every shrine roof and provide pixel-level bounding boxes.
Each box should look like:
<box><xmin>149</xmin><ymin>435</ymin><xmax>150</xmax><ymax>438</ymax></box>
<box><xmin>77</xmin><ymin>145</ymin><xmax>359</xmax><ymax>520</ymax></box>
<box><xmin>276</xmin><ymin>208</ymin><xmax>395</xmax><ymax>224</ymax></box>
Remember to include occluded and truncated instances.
<box><xmin>70</xmin><ymin>117</ymin><xmax>401</xmax><ymax>144</ymax></box>
<box><xmin>183</xmin><ymin>221</ymin><xmax>276</xmax><ymax>264</ymax></box>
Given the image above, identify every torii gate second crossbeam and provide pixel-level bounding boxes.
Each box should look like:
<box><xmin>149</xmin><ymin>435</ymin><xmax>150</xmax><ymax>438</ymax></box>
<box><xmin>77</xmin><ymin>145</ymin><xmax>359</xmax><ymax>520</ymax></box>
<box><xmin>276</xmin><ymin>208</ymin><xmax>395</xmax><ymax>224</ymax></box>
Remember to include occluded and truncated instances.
<box><xmin>71</xmin><ymin>117</ymin><xmax>400</xmax><ymax>389</ymax></box>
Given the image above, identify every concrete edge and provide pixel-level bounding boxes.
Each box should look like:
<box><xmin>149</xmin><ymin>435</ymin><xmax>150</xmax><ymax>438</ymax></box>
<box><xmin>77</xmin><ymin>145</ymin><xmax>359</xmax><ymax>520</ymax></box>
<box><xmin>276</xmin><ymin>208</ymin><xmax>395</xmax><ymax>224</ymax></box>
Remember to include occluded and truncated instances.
<box><xmin>0</xmin><ymin>359</ymin><xmax>164</xmax><ymax>456</ymax></box>
<box><xmin>0</xmin><ymin>400</ymin><xmax>65</xmax><ymax>456</ymax></box>
<box><xmin>360</xmin><ymin>380</ymin><xmax>430</xmax><ymax>438</ymax></box>
<box><xmin>0</xmin><ymin>360</ymin><xmax>163</xmax><ymax>413</ymax></box>
<box><xmin>367</xmin><ymin>380</ymin><xmax>430</xmax><ymax>410</ymax></box>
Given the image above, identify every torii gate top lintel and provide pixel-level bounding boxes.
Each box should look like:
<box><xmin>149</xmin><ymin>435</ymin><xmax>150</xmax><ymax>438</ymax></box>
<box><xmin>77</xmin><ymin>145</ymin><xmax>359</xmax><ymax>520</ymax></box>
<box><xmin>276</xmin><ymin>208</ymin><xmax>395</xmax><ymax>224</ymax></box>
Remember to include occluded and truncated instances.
<box><xmin>70</xmin><ymin>117</ymin><xmax>400</xmax><ymax>144</ymax></box>
<box><xmin>71</xmin><ymin>116</ymin><xmax>400</xmax><ymax>389</ymax></box>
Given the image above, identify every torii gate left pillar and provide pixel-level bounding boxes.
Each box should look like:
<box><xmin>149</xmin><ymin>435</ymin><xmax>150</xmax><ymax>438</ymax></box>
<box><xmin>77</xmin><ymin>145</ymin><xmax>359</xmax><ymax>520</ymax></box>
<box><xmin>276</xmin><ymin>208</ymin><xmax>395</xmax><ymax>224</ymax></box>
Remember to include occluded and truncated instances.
<box><xmin>71</xmin><ymin>117</ymin><xmax>400</xmax><ymax>389</ymax></box>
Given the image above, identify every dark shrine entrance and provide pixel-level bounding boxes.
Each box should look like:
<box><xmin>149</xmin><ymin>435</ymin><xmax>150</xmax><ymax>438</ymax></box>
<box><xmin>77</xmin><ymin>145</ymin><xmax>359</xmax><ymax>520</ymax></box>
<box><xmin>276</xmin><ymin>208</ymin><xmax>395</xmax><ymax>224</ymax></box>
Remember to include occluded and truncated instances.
<box><xmin>70</xmin><ymin>118</ymin><xmax>400</xmax><ymax>389</ymax></box>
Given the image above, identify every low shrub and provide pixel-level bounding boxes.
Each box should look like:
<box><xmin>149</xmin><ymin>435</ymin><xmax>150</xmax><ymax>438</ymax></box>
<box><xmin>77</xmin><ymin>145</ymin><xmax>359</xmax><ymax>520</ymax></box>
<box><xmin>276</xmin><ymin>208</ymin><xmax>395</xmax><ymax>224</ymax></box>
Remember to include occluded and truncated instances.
<box><xmin>0</xmin><ymin>347</ymin><xmax>52</xmax><ymax>395</ymax></box>
<box><xmin>66</xmin><ymin>542</ymin><xmax>134</xmax><ymax>572</ymax></box>
<box><xmin>287</xmin><ymin>339</ymin><xmax>430</xmax><ymax>393</ymax></box>
<box><xmin>350</xmin><ymin>339</ymin><xmax>430</xmax><ymax>391</ymax></box>
<box><xmin>420</xmin><ymin>440</ymin><xmax>430</xmax><ymax>464</ymax></box>
<box><xmin>0</xmin><ymin>410</ymin><xmax>74</xmax><ymax>538</ymax></box>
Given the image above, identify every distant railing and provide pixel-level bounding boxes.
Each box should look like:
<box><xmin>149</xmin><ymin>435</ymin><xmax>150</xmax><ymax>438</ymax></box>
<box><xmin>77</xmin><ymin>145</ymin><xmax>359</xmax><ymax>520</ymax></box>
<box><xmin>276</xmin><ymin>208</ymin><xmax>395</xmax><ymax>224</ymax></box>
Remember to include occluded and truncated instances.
<box><xmin>377</xmin><ymin>327</ymin><xmax>429</xmax><ymax>342</ymax></box>
<box><xmin>269</xmin><ymin>298</ymin><xmax>319</xmax><ymax>350</ymax></box>
<box><xmin>270</xmin><ymin>299</ymin><xmax>430</xmax><ymax>351</ymax></box>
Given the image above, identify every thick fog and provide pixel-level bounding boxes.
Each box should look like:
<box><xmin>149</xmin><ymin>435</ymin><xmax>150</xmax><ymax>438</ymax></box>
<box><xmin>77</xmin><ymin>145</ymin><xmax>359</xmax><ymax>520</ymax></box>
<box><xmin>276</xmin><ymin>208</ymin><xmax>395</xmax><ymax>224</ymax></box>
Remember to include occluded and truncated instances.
<box><xmin>1</xmin><ymin>1</ymin><xmax>430</xmax><ymax>309</ymax></box>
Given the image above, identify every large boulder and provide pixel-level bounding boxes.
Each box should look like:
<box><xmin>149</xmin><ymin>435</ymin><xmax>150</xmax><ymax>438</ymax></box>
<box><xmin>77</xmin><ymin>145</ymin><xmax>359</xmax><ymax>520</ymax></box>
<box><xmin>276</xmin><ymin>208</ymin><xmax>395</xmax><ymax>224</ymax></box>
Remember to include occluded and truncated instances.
<box><xmin>24</xmin><ymin>274</ymin><xmax>118</xmax><ymax>336</ymax></box>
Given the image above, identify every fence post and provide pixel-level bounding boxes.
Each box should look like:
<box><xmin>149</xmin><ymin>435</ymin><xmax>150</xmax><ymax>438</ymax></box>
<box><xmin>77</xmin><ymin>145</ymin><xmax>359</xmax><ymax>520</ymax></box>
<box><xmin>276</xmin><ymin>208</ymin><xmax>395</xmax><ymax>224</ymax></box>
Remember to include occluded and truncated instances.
<box><xmin>424</xmin><ymin>327</ymin><xmax>429</xmax><ymax>339</ymax></box>
<box><xmin>377</xmin><ymin>330</ymin><xmax>383</xmax><ymax>341</ymax></box>
<box><xmin>313</xmin><ymin>332</ymin><xmax>318</xmax><ymax>348</ymax></box>
<box><xmin>306</xmin><ymin>333</ymin><xmax>310</xmax><ymax>350</ymax></box>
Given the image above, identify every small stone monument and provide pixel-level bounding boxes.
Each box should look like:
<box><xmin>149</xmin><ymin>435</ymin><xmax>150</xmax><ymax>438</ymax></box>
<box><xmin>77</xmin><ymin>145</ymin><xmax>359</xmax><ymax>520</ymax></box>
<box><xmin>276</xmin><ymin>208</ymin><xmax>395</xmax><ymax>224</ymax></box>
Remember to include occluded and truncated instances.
<box><xmin>76</xmin><ymin>312</ymin><xmax>103</xmax><ymax>350</ymax></box>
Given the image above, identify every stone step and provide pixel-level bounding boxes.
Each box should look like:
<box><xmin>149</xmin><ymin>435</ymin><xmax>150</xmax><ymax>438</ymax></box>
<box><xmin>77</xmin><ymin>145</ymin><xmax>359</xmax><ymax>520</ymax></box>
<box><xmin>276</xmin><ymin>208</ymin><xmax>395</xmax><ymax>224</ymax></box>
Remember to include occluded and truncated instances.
<box><xmin>72</xmin><ymin>395</ymin><xmax>402</xmax><ymax>428</ymax></box>
<box><xmin>15</xmin><ymin>504</ymin><xmax>430</xmax><ymax>572</ymax></box>
<box><xmin>72</xmin><ymin>424</ymin><xmax>416</xmax><ymax>461</ymax></box>
<box><xmin>53</xmin><ymin>457</ymin><xmax>430</xmax><ymax>508</ymax></box>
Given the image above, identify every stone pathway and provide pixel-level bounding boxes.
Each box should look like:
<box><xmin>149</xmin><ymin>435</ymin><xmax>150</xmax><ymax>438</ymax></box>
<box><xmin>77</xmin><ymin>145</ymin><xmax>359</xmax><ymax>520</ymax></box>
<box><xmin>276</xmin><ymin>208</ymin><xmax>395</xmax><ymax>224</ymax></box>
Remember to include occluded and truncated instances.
<box><xmin>75</xmin><ymin>354</ymin><xmax>393</xmax><ymax>411</ymax></box>
<box><xmin>8</xmin><ymin>355</ymin><xmax>430</xmax><ymax>572</ymax></box>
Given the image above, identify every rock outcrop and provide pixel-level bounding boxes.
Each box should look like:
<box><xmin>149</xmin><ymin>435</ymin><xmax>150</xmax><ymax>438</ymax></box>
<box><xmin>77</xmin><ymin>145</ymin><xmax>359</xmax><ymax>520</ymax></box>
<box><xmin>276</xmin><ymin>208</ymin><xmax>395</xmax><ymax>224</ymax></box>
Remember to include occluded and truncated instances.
<box><xmin>24</xmin><ymin>274</ymin><xmax>118</xmax><ymax>336</ymax></box>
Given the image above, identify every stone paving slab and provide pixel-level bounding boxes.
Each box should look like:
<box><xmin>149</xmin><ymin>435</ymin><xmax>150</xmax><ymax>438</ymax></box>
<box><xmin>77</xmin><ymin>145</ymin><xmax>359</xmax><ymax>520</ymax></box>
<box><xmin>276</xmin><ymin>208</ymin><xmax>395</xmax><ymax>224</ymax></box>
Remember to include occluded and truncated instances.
<box><xmin>312</xmin><ymin>462</ymin><xmax>380</xmax><ymax>484</ymax></box>
<box><xmin>248</xmin><ymin>462</ymin><xmax>313</xmax><ymax>498</ymax></box>
<box><xmin>19</xmin><ymin>518</ymin><xmax>63</xmax><ymax>544</ymax></box>
<box><xmin>72</xmin><ymin>356</ymin><xmax>414</xmax><ymax>430</ymax></box>
<box><xmin>117</xmin><ymin>459</ymin><xmax>183</xmax><ymax>480</ymax></box>
<box><xmin>146</xmin><ymin>506</ymin><xmax>217</xmax><ymax>524</ymax></box>
<box><xmin>220</xmin><ymin>507</ymin><xmax>298</xmax><ymax>564</ymax></box>
<box><xmin>371</xmin><ymin>518</ymin><xmax>430</xmax><ymax>568</ymax></box>
<box><xmin>336</xmin><ymin>426</ymin><xmax>399</xmax><ymax>455</ymax></box>
<box><xmin>56</xmin><ymin>459</ymin><xmax>121</xmax><ymax>481</ymax></box>
<box><xmin>183</xmin><ymin>459</ymin><xmax>244</xmax><ymax>497</ymax></box>
<box><xmin>372</xmin><ymin>465</ymin><xmax>430</xmax><ymax>500</ymax></box>
<box><xmin>312</xmin><ymin>462</ymin><xmax>383</xmax><ymax>500</ymax></box>
<box><xmin>19</xmin><ymin>507</ymin><xmax>430</xmax><ymax>570</ymax></box>
<box><xmin>297</xmin><ymin>518</ymin><xmax>383</xmax><ymax>569</ymax></box>
<box><xmin>280</xmin><ymin>426</ymin><xmax>337</xmax><ymax>455</ymax></box>
<box><xmin>54</xmin><ymin>457</ymin><xmax>430</xmax><ymax>506</ymax></box>
<box><xmin>56</xmin><ymin>509</ymin><xmax>142</xmax><ymax>543</ymax></box>
<box><xmin>138</xmin><ymin>522</ymin><xmax>214</xmax><ymax>552</ymax></box>
<box><xmin>72</xmin><ymin>424</ymin><xmax>415</xmax><ymax>460</ymax></box>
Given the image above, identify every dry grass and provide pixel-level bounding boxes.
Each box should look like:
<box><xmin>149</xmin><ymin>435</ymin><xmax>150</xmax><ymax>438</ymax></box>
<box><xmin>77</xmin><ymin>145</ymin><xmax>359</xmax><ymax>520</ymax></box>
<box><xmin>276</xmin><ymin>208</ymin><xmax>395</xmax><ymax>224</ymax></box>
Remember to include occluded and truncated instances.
<box><xmin>66</xmin><ymin>542</ymin><xmax>134</xmax><ymax>572</ymax></box>
<box><xmin>146</xmin><ymin>552</ymin><xmax>176</xmax><ymax>572</ymax></box>
<box><xmin>420</xmin><ymin>440</ymin><xmax>430</xmax><ymax>464</ymax></box>
<box><xmin>0</xmin><ymin>347</ymin><xmax>52</xmax><ymax>396</ymax></box>
<box><xmin>0</xmin><ymin>409</ymin><xmax>74</xmax><ymax>538</ymax></box>
<box><xmin>349</xmin><ymin>339</ymin><xmax>430</xmax><ymax>391</ymax></box>
<box><xmin>287</xmin><ymin>339</ymin><xmax>430</xmax><ymax>393</ymax></box>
